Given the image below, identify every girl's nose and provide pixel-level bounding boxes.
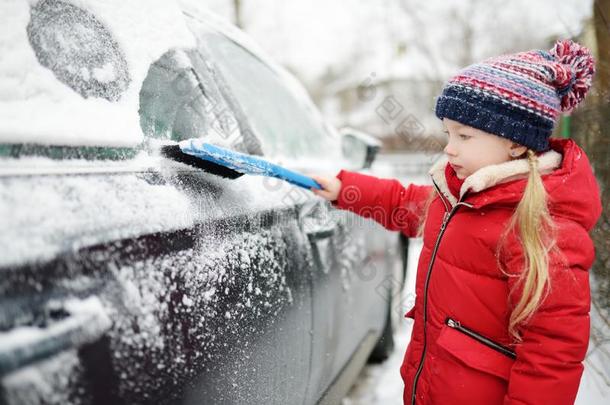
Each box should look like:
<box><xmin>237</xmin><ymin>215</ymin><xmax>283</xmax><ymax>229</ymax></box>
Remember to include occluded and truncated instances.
<box><xmin>444</xmin><ymin>142</ymin><xmax>457</xmax><ymax>156</ymax></box>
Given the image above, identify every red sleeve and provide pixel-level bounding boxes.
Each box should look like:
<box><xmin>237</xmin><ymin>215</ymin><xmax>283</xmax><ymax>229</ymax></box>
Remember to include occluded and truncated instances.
<box><xmin>330</xmin><ymin>169</ymin><xmax>432</xmax><ymax>238</ymax></box>
<box><xmin>501</xmin><ymin>221</ymin><xmax>594</xmax><ymax>405</ymax></box>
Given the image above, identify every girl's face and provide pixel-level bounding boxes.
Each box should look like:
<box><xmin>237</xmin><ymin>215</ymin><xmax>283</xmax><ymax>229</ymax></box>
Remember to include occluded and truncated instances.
<box><xmin>442</xmin><ymin>118</ymin><xmax>527</xmax><ymax>179</ymax></box>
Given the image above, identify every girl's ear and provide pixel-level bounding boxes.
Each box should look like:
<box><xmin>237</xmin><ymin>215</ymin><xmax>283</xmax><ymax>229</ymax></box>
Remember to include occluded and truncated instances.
<box><xmin>509</xmin><ymin>142</ymin><xmax>528</xmax><ymax>159</ymax></box>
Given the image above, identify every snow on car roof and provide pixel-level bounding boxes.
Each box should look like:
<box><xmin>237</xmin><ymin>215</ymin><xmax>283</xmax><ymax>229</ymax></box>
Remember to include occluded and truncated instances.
<box><xmin>0</xmin><ymin>0</ymin><xmax>196</xmax><ymax>148</ymax></box>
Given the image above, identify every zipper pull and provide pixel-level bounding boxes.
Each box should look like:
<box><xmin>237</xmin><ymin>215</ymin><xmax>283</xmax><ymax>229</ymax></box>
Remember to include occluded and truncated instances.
<box><xmin>440</xmin><ymin>211</ymin><xmax>450</xmax><ymax>231</ymax></box>
<box><xmin>446</xmin><ymin>317</ymin><xmax>460</xmax><ymax>328</ymax></box>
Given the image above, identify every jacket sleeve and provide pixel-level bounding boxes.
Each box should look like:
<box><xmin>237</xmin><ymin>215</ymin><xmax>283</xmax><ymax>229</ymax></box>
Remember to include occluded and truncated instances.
<box><xmin>330</xmin><ymin>169</ymin><xmax>432</xmax><ymax>238</ymax></box>
<box><xmin>501</xmin><ymin>222</ymin><xmax>596</xmax><ymax>405</ymax></box>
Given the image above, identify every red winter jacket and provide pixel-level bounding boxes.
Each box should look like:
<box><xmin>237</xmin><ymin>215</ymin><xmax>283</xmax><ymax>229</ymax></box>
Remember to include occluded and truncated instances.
<box><xmin>332</xmin><ymin>138</ymin><xmax>602</xmax><ymax>405</ymax></box>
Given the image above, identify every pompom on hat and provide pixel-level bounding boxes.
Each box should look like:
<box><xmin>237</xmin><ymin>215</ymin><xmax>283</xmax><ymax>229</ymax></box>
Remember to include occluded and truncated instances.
<box><xmin>435</xmin><ymin>39</ymin><xmax>596</xmax><ymax>151</ymax></box>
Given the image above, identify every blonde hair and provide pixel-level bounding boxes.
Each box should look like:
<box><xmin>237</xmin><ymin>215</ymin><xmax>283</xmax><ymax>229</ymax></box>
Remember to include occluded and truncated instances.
<box><xmin>497</xmin><ymin>150</ymin><xmax>563</xmax><ymax>342</ymax></box>
<box><xmin>415</xmin><ymin>150</ymin><xmax>562</xmax><ymax>342</ymax></box>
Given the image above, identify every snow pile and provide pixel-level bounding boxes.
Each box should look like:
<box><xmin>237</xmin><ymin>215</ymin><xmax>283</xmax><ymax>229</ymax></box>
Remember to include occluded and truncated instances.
<box><xmin>0</xmin><ymin>0</ymin><xmax>196</xmax><ymax>147</ymax></box>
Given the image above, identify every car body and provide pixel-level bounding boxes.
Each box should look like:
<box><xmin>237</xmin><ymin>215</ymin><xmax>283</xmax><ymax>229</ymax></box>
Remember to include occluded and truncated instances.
<box><xmin>0</xmin><ymin>1</ymin><xmax>407</xmax><ymax>404</ymax></box>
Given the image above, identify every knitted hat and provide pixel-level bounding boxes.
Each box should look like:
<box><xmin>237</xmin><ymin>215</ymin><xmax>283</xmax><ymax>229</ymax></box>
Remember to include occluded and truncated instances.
<box><xmin>435</xmin><ymin>39</ymin><xmax>595</xmax><ymax>151</ymax></box>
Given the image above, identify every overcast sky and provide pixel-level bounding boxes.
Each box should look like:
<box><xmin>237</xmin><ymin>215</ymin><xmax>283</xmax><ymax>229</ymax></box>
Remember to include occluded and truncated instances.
<box><xmin>204</xmin><ymin>0</ymin><xmax>594</xmax><ymax>86</ymax></box>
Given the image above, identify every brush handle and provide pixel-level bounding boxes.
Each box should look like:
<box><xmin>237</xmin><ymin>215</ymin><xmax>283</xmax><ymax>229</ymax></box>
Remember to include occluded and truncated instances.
<box><xmin>267</xmin><ymin>164</ymin><xmax>323</xmax><ymax>190</ymax></box>
<box><xmin>179</xmin><ymin>140</ymin><xmax>322</xmax><ymax>190</ymax></box>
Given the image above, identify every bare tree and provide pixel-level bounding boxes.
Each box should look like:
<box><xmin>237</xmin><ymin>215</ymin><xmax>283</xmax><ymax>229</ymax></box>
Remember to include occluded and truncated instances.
<box><xmin>590</xmin><ymin>0</ymin><xmax>610</xmax><ymax>310</ymax></box>
<box><xmin>572</xmin><ymin>0</ymin><xmax>610</xmax><ymax>313</ymax></box>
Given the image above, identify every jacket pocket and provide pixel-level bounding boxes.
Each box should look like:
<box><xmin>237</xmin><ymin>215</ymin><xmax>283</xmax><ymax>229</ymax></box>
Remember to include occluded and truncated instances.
<box><xmin>436</xmin><ymin>317</ymin><xmax>515</xmax><ymax>381</ymax></box>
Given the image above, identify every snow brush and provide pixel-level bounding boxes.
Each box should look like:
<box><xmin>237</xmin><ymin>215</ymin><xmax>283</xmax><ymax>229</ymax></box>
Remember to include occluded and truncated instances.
<box><xmin>160</xmin><ymin>139</ymin><xmax>322</xmax><ymax>190</ymax></box>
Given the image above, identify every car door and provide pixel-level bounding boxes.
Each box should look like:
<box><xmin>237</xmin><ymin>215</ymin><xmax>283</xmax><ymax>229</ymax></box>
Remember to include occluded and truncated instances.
<box><xmin>137</xmin><ymin>43</ymin><xmax>318</xmax><ymax>405</ymax></box>
<box><xmin>183</xmin><ymin>15</ymin><xmax>395</xmax><ymax>404</ymax></box>
<box><xmin>0</xmin><ymin>154</ymin><xmax>315</xmax><ymax>405</ymax></box>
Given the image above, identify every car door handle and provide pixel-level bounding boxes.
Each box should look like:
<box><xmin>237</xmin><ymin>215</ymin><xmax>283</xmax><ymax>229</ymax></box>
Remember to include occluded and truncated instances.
<box><xmin>0</xmin><ymin>296</ymin><xmax>111</xmax><ymax>376</ymax></box>
<box><xmin>299</xmin><ymin>200</ymin><xmax>336</xmax><ymax>241</ymax></box>
<box><xmin>305</xmin><ymin>227</ymin><xmax>335</xmax><ymax>241</ymax></box>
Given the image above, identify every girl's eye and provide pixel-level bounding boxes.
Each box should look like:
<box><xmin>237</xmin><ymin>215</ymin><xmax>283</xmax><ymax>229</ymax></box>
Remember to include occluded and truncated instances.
<box><xmin>443</xmin><ymin>130</ymin><xmax>469</xmax><ymax>140</ymax></box>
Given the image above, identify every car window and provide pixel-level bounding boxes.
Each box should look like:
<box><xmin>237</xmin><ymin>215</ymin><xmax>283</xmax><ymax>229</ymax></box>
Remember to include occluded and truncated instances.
<box><xmin>139</xmin><ymin>48</ymin><xmax>259</xmax><ymax>154</ymax></box>
<box><xmin>200</xmin><ymin>31</ymin><xmax>336</xmax><ymax>160</ymax></box>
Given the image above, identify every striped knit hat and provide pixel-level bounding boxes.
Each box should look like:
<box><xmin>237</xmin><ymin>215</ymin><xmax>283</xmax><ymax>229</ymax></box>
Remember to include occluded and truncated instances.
<box><xmin>435</xmin><ymin>39</ymin><xmax>595</xmax><ymax>151</ymax></box>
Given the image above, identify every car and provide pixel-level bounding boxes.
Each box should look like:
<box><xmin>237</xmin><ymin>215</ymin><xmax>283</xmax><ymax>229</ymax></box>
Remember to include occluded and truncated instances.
<box><xmin>0</xmin><ymin>1</ymin><xmax>409</xmax><ymax>404</ymax></box>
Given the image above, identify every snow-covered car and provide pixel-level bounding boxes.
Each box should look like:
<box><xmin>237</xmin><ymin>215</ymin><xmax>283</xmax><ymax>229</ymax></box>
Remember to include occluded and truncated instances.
<box><xmin>0</xmin><ymin>1</ymin><xmax>408</xmax><ymax>404</ymax></box>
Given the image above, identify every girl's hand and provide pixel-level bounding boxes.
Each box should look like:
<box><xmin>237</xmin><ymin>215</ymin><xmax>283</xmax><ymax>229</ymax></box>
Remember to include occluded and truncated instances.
<box><xmin>309</xmin><ymin>174</ymin><xmax>342</xmax><ymax>202</ymax></box>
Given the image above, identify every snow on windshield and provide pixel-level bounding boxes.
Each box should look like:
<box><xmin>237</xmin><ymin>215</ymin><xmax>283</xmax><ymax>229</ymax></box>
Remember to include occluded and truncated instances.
<box><xmin>0</xmin><ymin>0</ymin><xmax>196</xmax><ymax>147</ymax></box>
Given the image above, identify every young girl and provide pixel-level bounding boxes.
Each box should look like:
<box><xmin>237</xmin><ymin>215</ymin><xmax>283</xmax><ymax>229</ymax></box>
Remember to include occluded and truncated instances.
<box><xmin>310</xmin><ymin>39</ymin><xmax>602</xmax><ymax>405</ymax></box>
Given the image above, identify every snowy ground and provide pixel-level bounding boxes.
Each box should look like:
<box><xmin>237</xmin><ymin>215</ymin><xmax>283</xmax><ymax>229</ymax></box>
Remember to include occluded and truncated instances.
<box><xmin>342</xmin><ymin>239</ymin><xmax>610</xmax><ymax>405</ymax></box>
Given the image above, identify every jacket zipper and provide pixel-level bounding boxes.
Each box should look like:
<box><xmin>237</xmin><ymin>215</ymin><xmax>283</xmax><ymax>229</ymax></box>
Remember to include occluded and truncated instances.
<box><xmin>410</xmin><ymin>178</ymin><xmax>472</xmax><ymax>405</ymax></box>
<box><xmin>445</xmin><ymin>317</ymin><xmax>516</xmax><ymax>359</ymax></box>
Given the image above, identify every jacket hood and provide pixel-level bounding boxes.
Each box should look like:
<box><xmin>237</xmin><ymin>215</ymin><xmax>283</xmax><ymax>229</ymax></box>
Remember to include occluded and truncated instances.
<box><xmin>429</xmin><ymin>138</ymin><xmax>602</xmax><ymax>231</ymax></box>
